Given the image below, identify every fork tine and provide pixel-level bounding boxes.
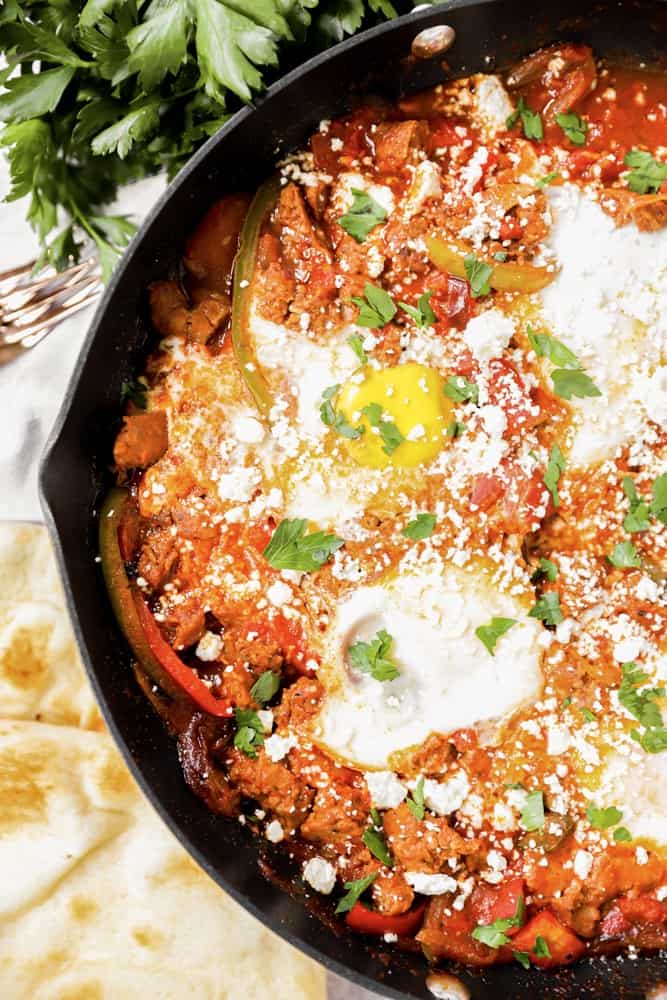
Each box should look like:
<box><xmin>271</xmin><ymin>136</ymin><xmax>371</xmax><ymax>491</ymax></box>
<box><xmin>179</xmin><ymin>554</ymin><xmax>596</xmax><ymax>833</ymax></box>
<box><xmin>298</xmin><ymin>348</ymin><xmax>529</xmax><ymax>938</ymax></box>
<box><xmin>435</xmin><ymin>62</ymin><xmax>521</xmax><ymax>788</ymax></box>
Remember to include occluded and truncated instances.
<box><xmin>1</xmin><ymin>266</ymin><xmax>101</xmax><ymax>324</ymax></box>
<box><xmin>0</xmin><ymin>277</ymin><xmax>101</xmax><ymax>345</ymax></box>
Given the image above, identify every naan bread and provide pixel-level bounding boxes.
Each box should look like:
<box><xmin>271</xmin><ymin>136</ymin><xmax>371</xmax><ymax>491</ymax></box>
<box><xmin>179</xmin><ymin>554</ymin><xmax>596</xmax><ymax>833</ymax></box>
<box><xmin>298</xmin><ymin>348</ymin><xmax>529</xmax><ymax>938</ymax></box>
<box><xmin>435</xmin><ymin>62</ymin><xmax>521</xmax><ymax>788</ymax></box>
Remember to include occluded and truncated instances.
<box><xmin>0</xmin><ymin>526</ymin><xmax>325</xmax><ymax>1000</ymax></box>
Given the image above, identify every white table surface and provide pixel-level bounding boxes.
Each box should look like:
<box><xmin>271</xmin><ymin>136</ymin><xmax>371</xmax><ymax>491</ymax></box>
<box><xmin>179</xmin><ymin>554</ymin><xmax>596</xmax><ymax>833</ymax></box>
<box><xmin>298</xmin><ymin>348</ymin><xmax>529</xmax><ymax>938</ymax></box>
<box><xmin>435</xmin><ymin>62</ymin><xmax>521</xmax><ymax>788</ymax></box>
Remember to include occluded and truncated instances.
<box><xmin>0</xmin><ymin>158</ymin><xmax>386</xmax><ymax>1000</ymax></box>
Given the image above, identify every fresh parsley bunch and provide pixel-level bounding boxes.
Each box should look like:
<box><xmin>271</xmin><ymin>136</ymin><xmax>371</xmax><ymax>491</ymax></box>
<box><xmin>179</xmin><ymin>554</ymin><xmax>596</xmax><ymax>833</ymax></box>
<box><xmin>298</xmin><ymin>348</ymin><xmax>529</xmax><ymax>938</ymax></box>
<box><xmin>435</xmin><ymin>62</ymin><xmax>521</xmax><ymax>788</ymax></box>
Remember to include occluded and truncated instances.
<box><xmin>0</xmin><ymin>0</ymin><xmax>399</xmax><ymax>279</ymax></box>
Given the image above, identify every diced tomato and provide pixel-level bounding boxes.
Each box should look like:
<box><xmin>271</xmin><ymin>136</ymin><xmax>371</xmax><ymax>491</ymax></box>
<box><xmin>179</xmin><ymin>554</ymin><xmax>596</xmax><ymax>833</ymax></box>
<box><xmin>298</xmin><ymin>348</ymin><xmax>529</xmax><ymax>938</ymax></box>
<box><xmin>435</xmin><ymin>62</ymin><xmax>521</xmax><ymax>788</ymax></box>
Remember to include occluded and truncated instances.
<box><xmin>618</xmin><ymin>893</ymin><xmax>667</xmax><ymax>926</ymax></box>
<box><xmin>470</xmin><ymin>474</ymin><xmax>505</xmax><ymax>512</ymax></box>
<box><xmin>429</xmin><ymin>272</ymin><xmax>472</xmax><ymax>332</ymax></box>
<box><xmin>486</xmin><ymin>358</ymin><xmax>541</xmax><ymax>437</ymax></box>
<box><xmin>449</xmin><ymin>728</ymin><xmax>478</xmax><ymax>753</ymax></box>
<box><xmin>471</xmin><ymin>877</ymin><xmax>525</xmax><ymax>933</ymax></box>
<box><xmin>599</xmin><ymin>906</ymin><xmax>631</xmax><ymax>938</ymax></box>
<box><xmin>346</xmin><ymin>901</ymin><xmax>426</xmax><ymax>937</ymax></box>
<box><xmin>511</xmin><ymin>911</ymin><xmax>585</xmax><ymax>968</ymax></box>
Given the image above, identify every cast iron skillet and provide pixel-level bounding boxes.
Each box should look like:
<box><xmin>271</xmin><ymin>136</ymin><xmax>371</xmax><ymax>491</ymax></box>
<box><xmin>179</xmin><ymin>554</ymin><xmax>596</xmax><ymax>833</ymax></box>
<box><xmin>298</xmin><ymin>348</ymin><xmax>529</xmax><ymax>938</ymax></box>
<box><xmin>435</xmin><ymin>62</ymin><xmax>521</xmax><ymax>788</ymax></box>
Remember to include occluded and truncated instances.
<box><xmin>41</xmin><ymin>1</ymin><xmax>667</xmax><ymax>996</ymax></box>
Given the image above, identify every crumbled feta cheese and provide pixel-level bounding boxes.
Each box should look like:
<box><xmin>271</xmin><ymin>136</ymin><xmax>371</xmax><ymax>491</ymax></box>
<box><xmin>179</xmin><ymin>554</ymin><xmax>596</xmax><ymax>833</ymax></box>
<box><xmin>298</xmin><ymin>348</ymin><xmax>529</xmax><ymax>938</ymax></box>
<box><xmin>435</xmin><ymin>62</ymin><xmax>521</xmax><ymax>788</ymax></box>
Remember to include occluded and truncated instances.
<box><xmin>405</xmin><ymin>872</ymin><xmax>457</xmax><ymax>895</ymax></box>
<box><xmin>257</xmin><ymin>710</ymin><xmax>274</xmax><ymax>734</ymax></box>
<box><xmin>463</xmin><ymin>309</ymin><xmax>515</xmax><ymax>364</ymax></box>
<box><xmin>574</xmin><ymin>849</ymin><xmax>594</xmax><ymax>879</ymax></box>
<box><xmin>423</xmin><ymin>771</ymin><xmax>470</xmax><ymax>816</ymax></box>
<box><xmin>266</xmin><ymin>580</ymin><xmax>293</xmax><ymax>607</ymax></box>
<box><xmin>195</xmin><ymin>630</ymin><xmax>223</xmax><ymax>662</ymax></box>
<box><xmin>364</xmin><ymin>770</ymin><xmax>408</xmax><ymax>809</ymax></box>
<box><xmin>233</xmin><ymin>413</ymin><xmax>266</xmax><ymax>444</ymax></box>
<box><xmin>303</xmin><ymin>857</ymin><xmax>336</xmax><ymax>894</ymax></box>
<box><xmin>264</xmin><ymin>732</ymin><xmax>297</xmax><ymax>762</ymax></box>
<box><xmin>265</xmin><ymin>820</ymin><xmax>284</xmax><ymax>843</ymax></box>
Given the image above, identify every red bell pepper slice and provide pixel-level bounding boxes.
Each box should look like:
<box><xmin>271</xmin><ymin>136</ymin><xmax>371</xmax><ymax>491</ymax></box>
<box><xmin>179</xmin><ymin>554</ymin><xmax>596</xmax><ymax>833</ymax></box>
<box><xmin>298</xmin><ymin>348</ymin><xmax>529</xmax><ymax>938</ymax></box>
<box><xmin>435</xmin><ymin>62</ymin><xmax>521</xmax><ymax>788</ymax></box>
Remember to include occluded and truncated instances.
<box><xmin>99</xmin><ymin>487</ymin><xmax>232</xmax><ymax>718</ymax></box>
<box><xmin>133</xmin><ymin>592</ymin><xmax>232</xmax><ymax>718</ymax></box>
<box><xmin>511</xmin><ymin>910</ymin><xmax>585</xmax><ymax>968</ymax></box>
<box><xmin>346</xmin><ymin>901</ymin><xmax>426</xmax><ymax>938</ymax></box>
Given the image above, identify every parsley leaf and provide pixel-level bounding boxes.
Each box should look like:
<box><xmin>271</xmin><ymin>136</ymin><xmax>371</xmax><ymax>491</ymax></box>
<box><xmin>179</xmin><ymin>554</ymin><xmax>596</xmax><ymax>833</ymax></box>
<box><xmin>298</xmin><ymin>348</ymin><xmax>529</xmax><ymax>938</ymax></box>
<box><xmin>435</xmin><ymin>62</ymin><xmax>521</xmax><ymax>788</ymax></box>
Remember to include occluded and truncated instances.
<box><xmin>406</xmin><ymin>776</ymin><xmax>425</xmax><ymax>821</ymax></box>
<box><xmin>320</xmin><ymin>384</ymin><xmax>340</xmax><ymax>427</ymax></box>
<box><xmin>624</xmin><ymin>148</ymin><xmax>667</xmax><ymax>195</ymax></box>
<box><xmin>580</xmin><ymin>706</ymin><xmax>597</xmax><ymax>723</ymax></box>
<box><xmin>531</xmin><ymin>557</ymin><xmax>558</xmax><ymax>583</ymax></box>
<box><xmin>650</xmin><ymin>473</ymin><xmax>667</xmax><ymax>524</ymax></box>
<box><xmin>334</xmin><ymin>411</ymin><xmax>365</xmax><ymax>439</ymax></box>
<box><xmin>0</xmin><ymin>65</ymin><xmax>76</xmax><ymax>123</ymax></box>
<box><xmin>551</xmin><ymin>368</ymin><xmax>601</xmax><ymax>400</ymax></box>
<box><xmin>555</xmin><ymin>111</ymin><xmax>587</xmax><ymax>146</ymax></box>
<box><xmin>533</xmin><ymin>935</ymin><xmax>551</xmax><ymax>959</ymax></box>
<box><xmin>613</xmin><ymin>826</ymin><xmax>632</xmax><ymax>843</ymax></box>
<box><xmin>362</xmin><ymin>403</ymin><xmax>404</xmax><ymax>455</ymax></box>
<box><xmin>399</xmin><ymin>291</ymin><xmax>436</xmax><ymax>328</ymax></box>
<box><xmin>446</xmin><ymin>420</ymin><xmax>467</xmax><ymax>438</ymax></box>
<box><xmin>544</xmin><ymin>443</ymin><xmax>566</xmax><ymax>508</ymax></box>
<box><xmin>351</xmin><ymin>283</ymin><xmax>396</xmax><ymax>328</ymax></box>
<box><xmin>349</xmin><ymin>628</ymin><xmax>400</xmax><ymax>682</ymax></box>
<box><xmin>120</xmin><ymin>377</ymin><xmax>147</xmax><ymax>409</ymax></box>
<box><xmin>506</xmin><ymin>96</ymin><xmax>543</xmax><ymax>140</ymax></box>
<box><xmin>622</xmin><ymin>476</ymin><xmax>651</xmax><ymax>533</ymax></box>
<box><xmin>521</xmin><ymin>791</ymin><xmax>545</xmax><ymax>832</ymax></box>
<box><xmin>472</xmin><ymin>894</ymin><xmax>525</xmax><ymax>948</ymax></box>
<box><xmin>339</xmin><ymin>188</ymin><xmax>387</xmax><ymax>242</ymax></box>
<box><xmin>233</xmin><ymin>707</ymin><xmax>265</xmax><ymax>757</ymax></box>
<box><xmin>263</xmin><ymin>518</ymin><xmax>343</xmax><ymax>572</ymax></box>
<box><xmin>464</xmin><ymin>253</ymin><xmax>493</xmax><ymax>298</ymax></box>
<box><xmin>527</xmin><ymin>326</ymin><xmax>580</xmax><ymax>370</ymax></box>
<box><xmin>347</xmin><ymin>334</ymin><xmax>368</xmax><ymax>364</ymax></box>
<box><xmin>444</xmin><ymin>376</ymin><xmax>479</xmax><ymax>404</ymax></box>
<box><xmin>91</xmin><ymin>102</ymin><xmax>161</xmax><ymax>159</ymax></box>
<box><xmin>494</xmin><ymin>250</ymin><xmax>508</xmax><ymax>262</ymax></box>
<box><xmin>607</xmin><ymin>540</ymin><xmax>642</xmax><ymax>569</ymax></box>
<box><xmin>126</xmin><ymin>0</ymin><xmax>190</xmax><ymax>93</ymax></box>
<box><xmin>250</xmin><ymin>670</ymin><xmax>281</xmax><ymax>705</ymax></box>
<box><xmin>618</xmin><ymin>661</ymin><xmax>664</xmax><ymax>730</ymax></box>
<box><xmin>363</xmin><ymin>824</ymin><xmax>393</xmax><ymax>866</ymax></box>
<box><xmin>335</xmin><ymin>873</ymin><xmax>377</xmax><ymax>914</ymax></box>
<box><xmin>633</xmin><ymin>727</ymin><xmax>667</xmax><ymax>753</ymax></box>
<box><xmin>586</xmin><ymin>803</ymin><xmax>623</xmax><ymax>830</ymax></box>
<box><xmin>528</xmin><ymin>592</ymin><xmax>563</xmax><ymax>626</ymax></box>
<box><xmin>535</xmin><ymin>170</ymin><xmax>561</xmax><ymax>188</ymax></box>
<box><xmin>402</xmin><ymin>513</ymin><xmax>436</xmax><ymax>541</ymax></box>
<box><xmin>513</xmin><ymin>950</ymin><xmax>531</xmax><ymax>970</ymax></box>
<box><xmin>475</xmin><ymin>617</ymin><xmax>517</xmax><ymax>655</ymax></box>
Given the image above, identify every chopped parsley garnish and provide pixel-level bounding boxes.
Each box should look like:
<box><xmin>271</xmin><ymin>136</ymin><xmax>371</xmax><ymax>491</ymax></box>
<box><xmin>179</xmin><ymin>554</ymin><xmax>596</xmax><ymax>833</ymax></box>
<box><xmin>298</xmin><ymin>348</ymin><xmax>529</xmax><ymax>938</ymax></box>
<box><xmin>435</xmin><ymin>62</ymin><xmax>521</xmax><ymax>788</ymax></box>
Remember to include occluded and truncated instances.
<box><xmin>618</xmin><ymin>661</ymin><xmax>664</xmax><ymax>731</ymax></box>
<box><xmin>544</xmin><ymin>443</ymin><xmax>566</xmax><ymax>508</ymax></box>
<box><xmin>444</xmin><ymin>375</ymin><xmax>479</xmax><ymax>404</ymax></box>
<box><xmin>233</xmin><ymin>708</ymin><xmax>265</xmax><ymax>757</ymax></box>
<box><xmin>528</xmin><ymin>592</ymin><xmax>563</xmax><ymax>626</ymax></box>
<box><xmin>521</xmin><ymin>791</ymin><xmax>545</xmax><ymax>832</ymax></box>
<box><xmin>362</xmin><ymin>403</ymin><xmax>404</xmax><ymax>455</ymax></box>
<box><xmin>506</xmin><ymin>96</ymin><xmax>543</xmax><ymax>140</ymax></box>
<box><xmin>579</xmin><ymin>706</ymin><xmax>597</xmax><ymax>723</ymax></box>
<box><xmin>513</xmin><ymin>950</ymin><xmax>531</xmax><ymax>970</ymax></box>
<box><xmin>475</xmin><ymin>617</ymin><xmax>517</xmax><ymax>656</ymax></box>
<box><xmin>351</xmin><ymin>283</ymin><xmax>397</xmax><ymax>328</ymax></box>
<box><xmin>320</xmin><ymin>384</ymin><xmax>340</xmax><ymax>427</ymax></box>
<box><xmin>527</xmin><ymin>326</ymin><xmax>580</xmax><ymax>370</ymax></box>
<box><xmin>406</xmin><ymin>776</ymin><xmax>425</xmax><ymax>821</ymax></box>
<box><xmin>494</xmin><ymin>250</ymin><xmax>509</xmax><ymax>262</ymax></box>
<box><xmin>533</xmin><ymin>935</ymin><xmax>552</xmax><ymax>959</ymax></box>
<box><xmin>250</xmin><ymin>671</ymin><xmax>281</xmax><ymax>706</ymax></box>
<box><xmin>551</xmin><ymin>368</ymin><xmax>601</xmax><ymax>401</ymax></box>
<box><xmin>472</xmin><ymin>895</ymin><xmax>525</xmax><ymax>948</ymax></box>
<box><xmin>335</xmin><ymin>873</ymin><xmax>377</xmax><ymax>914</ymax></box>
<box><xmin>348</xmin><ymin>628</ymin><xmax>400</xmax><ymax>682</ymax></box>
<box><xmin>624</xmin><ymin>148</ymin><xmax>667</xmax><ymax>195</ymax></box>
<box><xmin>586</xmin><ymin>804</ymin><xmax>623</xmax><ymax>830</ymax></box>
<box><xmin>464</xmin><ymin>253</ymin><xmax>493</xmax><ymax>298</ymax></box>
<box><xmin>120</xmin><ymin>377</ymin><xmax>148</xmax><ymax>409</ymax></box>
<box><xmin>363</xmin><ymin>820</ymin><xmax>394</xmax><ymax>867</ymax></box>
<box><xmin>622</xmin><ymin>476</ymin><xmax>651</xmax><ymax>533</ymax></box>
<box><xmin>399</xmin><ymin>291</ymin><xmax>437</xmax><ymax>328</ymax></box>
<box><xmin>613</xmin><ymin>826</ymin><xmax>632</xmax><ymax>843</ymax></box>
<box><xmin>634</xmin><ymin>727</ymin><xmax>667</xmax><ymax>753</ymax></box>
<box><xmin>339</xmin><ymin>188</ymin><xmax>387</xmax><ymax>243</ymax></box>
<box><xmin>446</xmin><ymin>420</ymin><xmax>467</xmax><ymax>438</ymax></box>
<box><xmin>402</xmin><ymin>513</ymin><xmax>436</xmax><ymax>541</ymax></box>
<box><xmin>607</xmin><ymin>540</ymin><xmax>642</xmax><ymax>569</ymax></box>
<box><xmin>650</xmin><ymin>473</ymin><xmax>667</xmax><ymax>524</ymax></box>
<box><xmin>320</xmin><ymin>386</ymin><xmax>364</xmax><ymax>440</ymax></box>
<box><xmin>535</xmin><ymin>171</ymin><xmax>561</xmax><ymax>188</ymax></box>
<box><xmin>263</xmin><ymin>518</ymin><xmax>344</xmax><ymax>572</ymax></box>
<box><xmin>531</xmin><ymin>557</ymin><xmax>558</xmax><ymax>583</ymax></box>
<box><xmin>347</xmin><ymin>334</ymin><xmax>368</xmax><ymax>364</ymax></box>
<box><xmin>555</xmin><ymin>111</ymin><xmax>588</xmax><ymax>146</ymax></box>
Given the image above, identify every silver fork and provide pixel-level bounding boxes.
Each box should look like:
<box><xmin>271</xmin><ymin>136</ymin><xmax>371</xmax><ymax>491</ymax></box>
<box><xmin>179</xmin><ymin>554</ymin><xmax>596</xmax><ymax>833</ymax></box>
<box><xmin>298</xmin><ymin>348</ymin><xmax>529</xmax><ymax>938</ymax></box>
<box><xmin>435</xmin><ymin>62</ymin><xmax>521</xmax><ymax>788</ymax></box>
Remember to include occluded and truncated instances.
<box><xmin>0</xmin><ymin>254</ymin><xmax>102</xmax><ymax>365</ymax></box>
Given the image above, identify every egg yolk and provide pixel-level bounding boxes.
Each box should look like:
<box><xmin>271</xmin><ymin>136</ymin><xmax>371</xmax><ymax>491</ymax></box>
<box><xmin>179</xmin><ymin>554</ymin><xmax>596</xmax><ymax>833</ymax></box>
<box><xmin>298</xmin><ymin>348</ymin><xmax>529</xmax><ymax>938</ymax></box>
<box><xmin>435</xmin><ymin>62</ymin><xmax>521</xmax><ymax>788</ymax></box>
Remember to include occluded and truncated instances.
<box><xmin>336</xmin><ymin>363</ymin><xmax>453</xmax><ymax>469</ymax></box>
